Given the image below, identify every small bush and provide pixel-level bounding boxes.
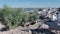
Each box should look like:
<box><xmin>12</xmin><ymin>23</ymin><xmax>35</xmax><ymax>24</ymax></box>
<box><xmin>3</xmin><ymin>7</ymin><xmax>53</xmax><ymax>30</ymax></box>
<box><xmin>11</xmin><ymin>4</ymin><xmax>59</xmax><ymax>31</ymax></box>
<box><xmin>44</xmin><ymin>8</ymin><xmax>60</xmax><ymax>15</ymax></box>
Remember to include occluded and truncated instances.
<box><xmin>0</xmin><ymin>5</ymin><xmax>39</xmax><ymax>28</ymax></box>
<box><xmin>28</xmin><ymin>12</ymin><xmax>39</xmax><ymax>24</ymax></box>
<box><xmin>0</xmin><ymin>5</ymin><xmax>26</xmax><ymax>28</ymax></box>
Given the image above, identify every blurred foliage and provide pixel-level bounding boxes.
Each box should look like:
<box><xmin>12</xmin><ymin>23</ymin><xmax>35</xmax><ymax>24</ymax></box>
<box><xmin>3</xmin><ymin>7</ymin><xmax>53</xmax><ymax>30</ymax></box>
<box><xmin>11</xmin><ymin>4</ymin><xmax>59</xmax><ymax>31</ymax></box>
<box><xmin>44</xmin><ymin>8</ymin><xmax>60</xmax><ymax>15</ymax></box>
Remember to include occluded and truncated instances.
<box><xmin>38</xmin><ymin>8</ymin><xmax>43</xmax><ymax>11</ymax></box>
<box><xmin>28</xmin><ymin>12</ymin><xmax>39</xmax><ymax>23</ymax></box>
<box><xmin>0</xmin><ymin>4</ymin><xmax>39</xmax><ymax>28</ymax></box>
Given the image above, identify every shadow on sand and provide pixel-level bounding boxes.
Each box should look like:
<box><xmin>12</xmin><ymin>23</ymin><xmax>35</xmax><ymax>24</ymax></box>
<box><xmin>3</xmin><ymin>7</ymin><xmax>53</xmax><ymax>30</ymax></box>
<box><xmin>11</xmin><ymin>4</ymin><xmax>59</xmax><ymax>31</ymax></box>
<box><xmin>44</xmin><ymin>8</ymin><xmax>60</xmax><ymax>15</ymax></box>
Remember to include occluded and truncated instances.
<box><xmin>31</xmin><ymin>29</ymin><xmax>56</xmax><ymax>34</ymax></box>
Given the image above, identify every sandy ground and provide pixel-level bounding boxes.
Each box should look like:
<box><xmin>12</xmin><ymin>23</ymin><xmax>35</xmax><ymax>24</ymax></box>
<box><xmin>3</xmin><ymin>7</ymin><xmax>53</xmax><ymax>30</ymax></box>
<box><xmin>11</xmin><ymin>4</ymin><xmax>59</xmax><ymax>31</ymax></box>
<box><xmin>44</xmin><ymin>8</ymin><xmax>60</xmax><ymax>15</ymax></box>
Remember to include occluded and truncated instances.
<box><xmin>0</xmin><ymin>21</ymin><xmax>60</xmax><ymax>34</ymax></box>
<box><xmin>0</xmin><ymin>26</ymin><xmax>32</xmax><ymax>34</ymax></box>
<box><xmin>0</xmin><ymin>21</ymin><xmax>32</xmax><ymax>34</ymax></box>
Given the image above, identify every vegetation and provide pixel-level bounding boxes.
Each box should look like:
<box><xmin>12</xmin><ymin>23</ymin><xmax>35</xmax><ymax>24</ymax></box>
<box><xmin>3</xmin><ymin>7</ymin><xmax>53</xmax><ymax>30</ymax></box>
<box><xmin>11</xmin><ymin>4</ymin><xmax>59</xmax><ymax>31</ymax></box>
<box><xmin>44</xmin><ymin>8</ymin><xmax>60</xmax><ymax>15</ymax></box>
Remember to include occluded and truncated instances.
<box><xmin>38</xmin><ymin>8</ymin><xmax>43</xmax><ymax>11</ymax></box>
<box><xmin>28</xmin><ymin>12</ymin><xmax>38</xmax><ymax>23</ymax></box>
<box><xmin>0</xmin><ymin>4</ymin><xmax>38</xmax><ymax>29</ymax></box>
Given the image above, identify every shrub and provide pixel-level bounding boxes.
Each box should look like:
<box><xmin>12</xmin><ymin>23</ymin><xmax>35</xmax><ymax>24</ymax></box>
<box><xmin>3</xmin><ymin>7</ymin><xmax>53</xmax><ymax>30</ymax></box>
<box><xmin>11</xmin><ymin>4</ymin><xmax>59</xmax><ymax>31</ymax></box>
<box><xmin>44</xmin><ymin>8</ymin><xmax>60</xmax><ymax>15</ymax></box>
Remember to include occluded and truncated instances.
<box><xmin>28</xmin><ymin>12</ymin><xmax>39</xmax><ymax>24</ymax></box>
<box><xmin>0</xmin><ymin>5</ymin><xmax>39</xmax><ymax>28</ymax></box>
<box><xmin>0</xmin><ymin>5</ymin><xmax>26</xmax><ymax>28</ymax></box>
